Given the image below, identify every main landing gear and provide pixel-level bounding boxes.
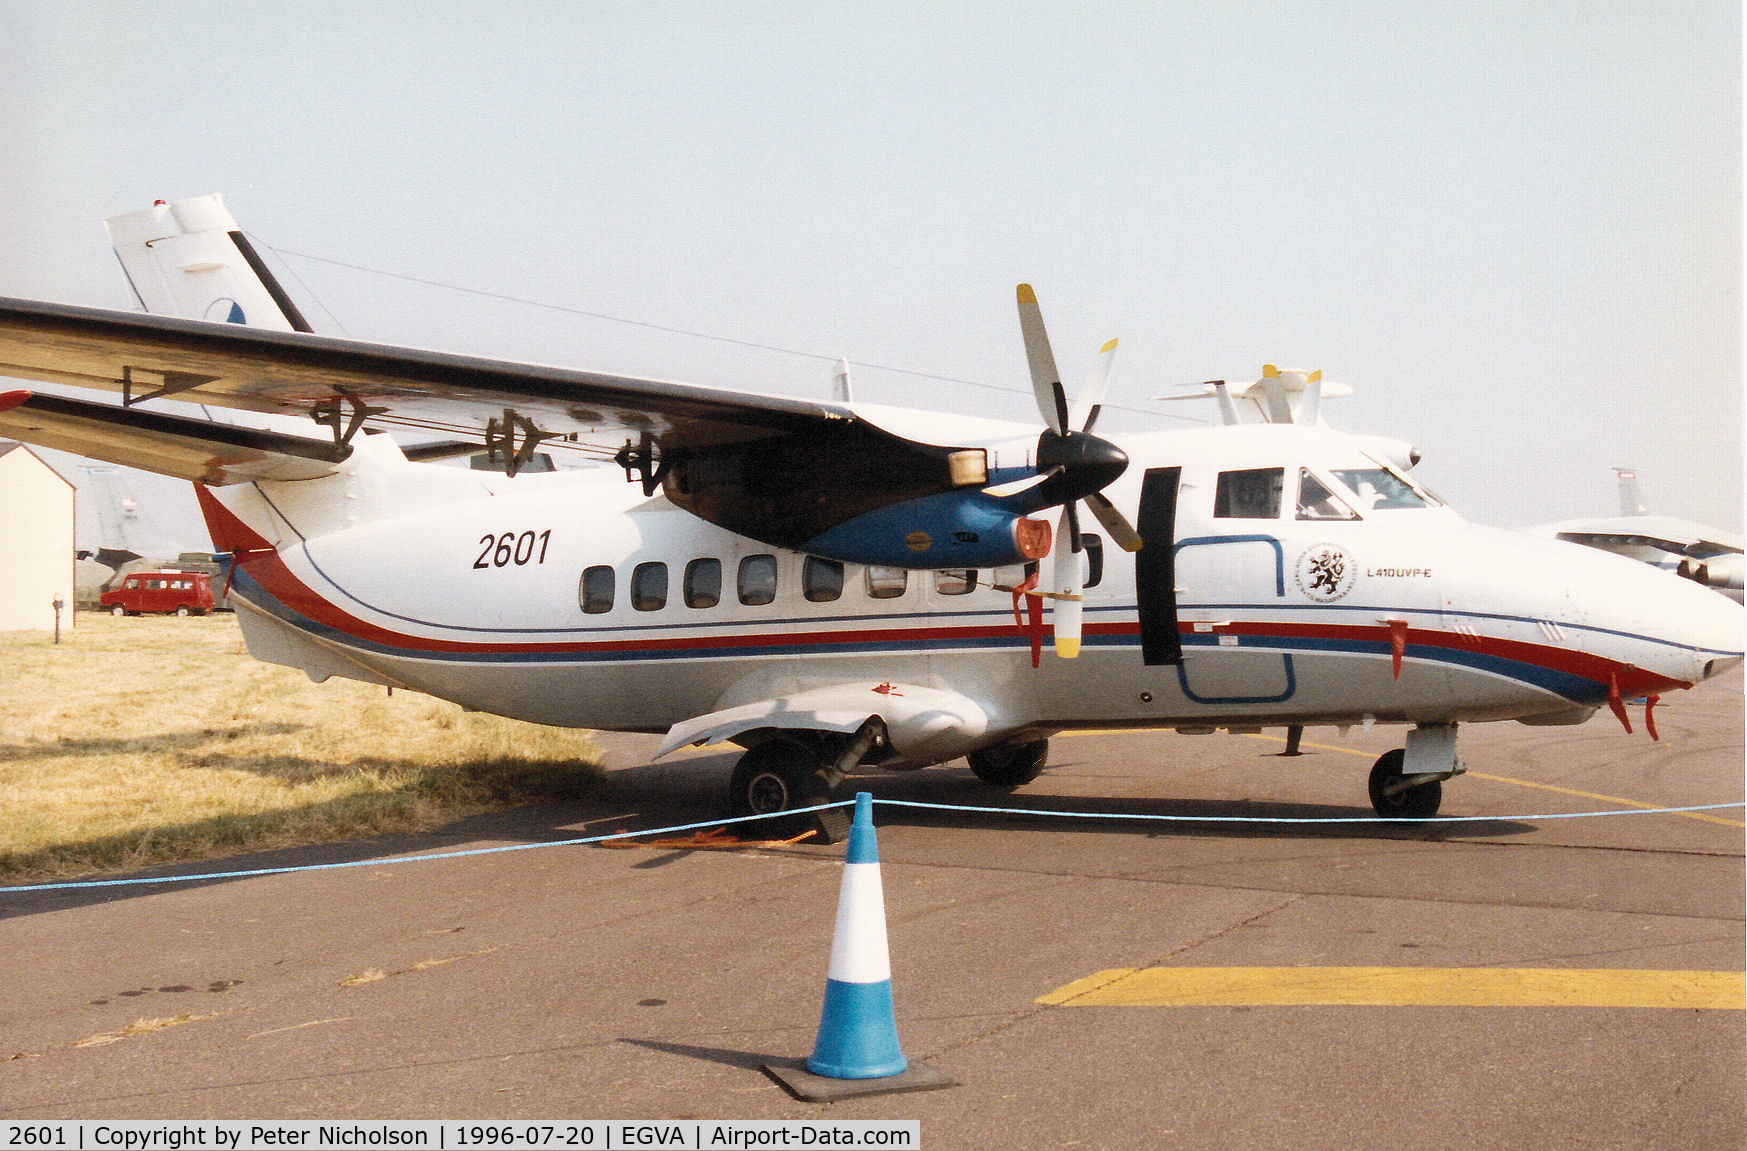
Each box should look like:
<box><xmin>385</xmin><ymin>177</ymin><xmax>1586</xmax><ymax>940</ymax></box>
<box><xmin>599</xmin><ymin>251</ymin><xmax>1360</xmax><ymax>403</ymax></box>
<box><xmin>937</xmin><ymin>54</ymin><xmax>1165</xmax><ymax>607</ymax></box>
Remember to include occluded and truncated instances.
<box><xmin>724</xmin><ymin>729</ymin><xmax>885</xmax><ymax>845</ymax></box>
<box><xmin>966</xmin><ymin>738</ymin><xmax>1049</xmax><ymax>788</ymax></box>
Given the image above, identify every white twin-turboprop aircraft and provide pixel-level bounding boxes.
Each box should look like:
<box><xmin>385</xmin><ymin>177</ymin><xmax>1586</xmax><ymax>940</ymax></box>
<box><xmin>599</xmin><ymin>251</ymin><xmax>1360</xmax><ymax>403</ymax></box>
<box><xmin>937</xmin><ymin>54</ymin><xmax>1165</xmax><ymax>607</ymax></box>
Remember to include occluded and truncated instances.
<box><xmin>0</xmin><ymin>195</ymin><xmax>1739</xmax><ymax>841</ymax></box>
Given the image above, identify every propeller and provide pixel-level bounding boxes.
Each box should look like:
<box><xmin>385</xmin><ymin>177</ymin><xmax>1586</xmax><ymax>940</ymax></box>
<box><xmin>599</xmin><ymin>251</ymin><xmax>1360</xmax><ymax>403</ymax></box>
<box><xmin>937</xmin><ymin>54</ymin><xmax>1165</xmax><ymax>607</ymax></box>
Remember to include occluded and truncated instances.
<box><xmin>1011</xmin><ymin>284</ymin><xmax>1143</xmax><ymax>659</ymax></box>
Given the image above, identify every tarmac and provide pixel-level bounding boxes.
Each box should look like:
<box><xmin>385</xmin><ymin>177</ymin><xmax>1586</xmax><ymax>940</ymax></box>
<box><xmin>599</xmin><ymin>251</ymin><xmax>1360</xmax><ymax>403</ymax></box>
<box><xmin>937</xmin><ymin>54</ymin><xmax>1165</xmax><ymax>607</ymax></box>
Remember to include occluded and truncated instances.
<box><xmin>2</xmin><ymin>671</ymin><xmax>1741</xmax><ymax>1150</ymax></box>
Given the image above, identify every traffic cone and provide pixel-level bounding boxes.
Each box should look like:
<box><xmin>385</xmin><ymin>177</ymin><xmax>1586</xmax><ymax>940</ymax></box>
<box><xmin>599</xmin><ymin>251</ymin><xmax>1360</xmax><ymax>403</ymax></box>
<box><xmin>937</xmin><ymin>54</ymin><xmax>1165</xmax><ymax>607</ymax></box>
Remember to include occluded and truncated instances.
<box><xmin>763</xmin><ymin>792</ymin><xmax>954</xmax><ymax>1101</ymax></box>
<box><xmin>806</xmin><ymin>791</ymin><xmax>907</xmax><ymax>1078</ymax></box>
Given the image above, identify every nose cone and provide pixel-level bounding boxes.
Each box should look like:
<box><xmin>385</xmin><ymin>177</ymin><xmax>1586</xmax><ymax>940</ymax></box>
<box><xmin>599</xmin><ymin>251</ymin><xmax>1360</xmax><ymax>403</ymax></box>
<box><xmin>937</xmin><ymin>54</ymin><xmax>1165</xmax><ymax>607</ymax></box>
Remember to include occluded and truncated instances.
<box><xmin>1686</xmin><ymin>584</ymin><xmax>1746</xmax><ymax>683</ymax></box>
<box><xmin>1561</xmin><ymin>536</ymin><xmax>1746</xmax><ymax>688</ymax></box>
<box><xmin>1451</xmin><ymin>526</ymin><xmax>1746</xmax><ymax>696</ymax></box>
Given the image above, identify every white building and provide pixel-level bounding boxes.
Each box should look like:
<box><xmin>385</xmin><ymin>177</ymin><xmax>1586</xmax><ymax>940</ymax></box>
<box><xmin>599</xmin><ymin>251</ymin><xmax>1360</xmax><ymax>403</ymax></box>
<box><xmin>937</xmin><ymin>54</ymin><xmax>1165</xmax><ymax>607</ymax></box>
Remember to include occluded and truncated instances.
<box><xmin>0</xmin><ymin>441</ymin><xmax>75</xmax><ymax>632</ymax></box>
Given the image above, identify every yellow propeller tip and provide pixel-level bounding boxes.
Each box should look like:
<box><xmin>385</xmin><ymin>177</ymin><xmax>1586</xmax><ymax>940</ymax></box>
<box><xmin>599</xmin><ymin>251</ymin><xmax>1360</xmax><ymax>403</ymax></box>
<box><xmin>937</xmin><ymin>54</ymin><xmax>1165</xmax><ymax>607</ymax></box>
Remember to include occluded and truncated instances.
<box><xmin>1263</xmin><ymin>364</ymin><xmax>1279</xmax><ymax>378</ymax></box>
<box><xmin>1017</xmin><ymin>283</ymin><xmax>1038</xmax><ymax>304</ymax></box>
<box><xmin>1099</xmin><ymin>338</ymin><xmax>1119</xmax><ymax>353</ymax></box>
<box><xmin>1055</xmin><ymin>639</ymin><xmax>1082</xmax><ymax>659</ymax></box>
<box><xmin>1308</xmin><ymin>369</ymin><xmax>1322</xmax><ymax>383</ymax></box>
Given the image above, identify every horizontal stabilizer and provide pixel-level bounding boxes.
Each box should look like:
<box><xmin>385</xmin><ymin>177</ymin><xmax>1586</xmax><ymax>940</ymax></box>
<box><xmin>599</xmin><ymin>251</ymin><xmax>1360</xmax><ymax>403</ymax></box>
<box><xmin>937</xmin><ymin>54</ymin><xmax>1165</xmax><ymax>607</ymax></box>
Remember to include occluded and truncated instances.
<box><xmin>0</xmin><ymin>391</ymin><xmax>348</xmax><ymax>484</ymax></box>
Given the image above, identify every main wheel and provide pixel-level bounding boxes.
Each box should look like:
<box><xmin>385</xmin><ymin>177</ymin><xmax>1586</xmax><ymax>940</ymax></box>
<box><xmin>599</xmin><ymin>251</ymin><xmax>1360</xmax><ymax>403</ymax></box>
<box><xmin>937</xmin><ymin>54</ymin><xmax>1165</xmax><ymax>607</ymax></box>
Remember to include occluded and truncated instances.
<box><xmin>1368</xmin><ymin>748</ymin><xmax>1442</xmax><ymax>819</ymax></box>
<box><xmin>967</xmin><ymin>738</ymin><xmax>1049</xmax><ymax>788</ymax></box>
<box><xmin>726</xmin><ymin>740</ymin><xmax>851</xmax><ymax>843</ymax></box>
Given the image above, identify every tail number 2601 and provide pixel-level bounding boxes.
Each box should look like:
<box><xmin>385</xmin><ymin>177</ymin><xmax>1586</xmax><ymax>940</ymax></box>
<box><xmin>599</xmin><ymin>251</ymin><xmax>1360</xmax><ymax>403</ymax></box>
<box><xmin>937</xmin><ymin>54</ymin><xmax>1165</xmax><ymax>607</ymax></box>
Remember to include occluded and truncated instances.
<box><xmin>474</xmin><ymin>529</ymin><xmax>552</xmax><ymax>569</ymax></box>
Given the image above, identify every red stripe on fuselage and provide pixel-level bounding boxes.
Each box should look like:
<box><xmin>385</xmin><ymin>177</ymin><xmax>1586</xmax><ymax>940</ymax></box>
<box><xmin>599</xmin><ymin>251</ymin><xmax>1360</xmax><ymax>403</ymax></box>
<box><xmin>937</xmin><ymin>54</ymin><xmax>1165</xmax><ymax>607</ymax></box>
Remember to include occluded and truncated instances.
<box><xmin>193</xmin><ymin>486</ymin><xmax>1685</xmax><ymax>696</ymax></box>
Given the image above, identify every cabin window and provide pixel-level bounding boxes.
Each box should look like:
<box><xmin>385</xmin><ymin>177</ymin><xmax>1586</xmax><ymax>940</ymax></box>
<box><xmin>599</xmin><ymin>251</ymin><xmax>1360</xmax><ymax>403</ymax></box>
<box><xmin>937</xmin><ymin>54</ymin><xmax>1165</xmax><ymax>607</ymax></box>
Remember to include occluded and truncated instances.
<box><xmin>1332</xmin><ymin>467</ymin><xmax>1433</xmax><ymax>510</ymax></box>
<box><xmin>1214</xmin><ymin>467</ymin><xmax>1283</xmax><ymax>518</ymax></box>
<box><xmin>631</xmin><ymin>562</ymin><xmax>668</xmax><ymax>611</ymax></box>
<box><xmin>684</xmin><ymin>559</ymin><xmax>721</xmax><ymax>608</ymax></box>
<box><xmin>739</xmin><ymin>554</ymin><xmax>778</xmax><ymax>606</ymax></box>
<box><xmin>865</xmin><ymin>566</ymin><xmax>908</xmax><ymax>599</ymax></box>
<box><xmin>1297</xmin><ymin>469</ymin><xmax>1360</xmax><ymax>520</ymax></box>
<box><xmin>579</xmin><ymin>565</ymin><xmax>615</xmax><ymax>614</ymax></box>
<box><xmin>935</xmin><ymin>569</ymin><xmax>977</xmax><ymax>596</ymax></box>
<box><xmin>804</xmin><ymin>557</ymin><xmax>845</xmax><ymax>602</ymax></box>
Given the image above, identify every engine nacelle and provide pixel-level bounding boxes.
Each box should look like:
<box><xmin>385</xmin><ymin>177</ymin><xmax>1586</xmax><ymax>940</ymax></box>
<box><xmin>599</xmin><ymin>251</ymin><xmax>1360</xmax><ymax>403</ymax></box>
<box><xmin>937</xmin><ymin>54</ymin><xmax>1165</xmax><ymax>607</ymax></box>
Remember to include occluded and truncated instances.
<box><xmin>1354</xmin><ymin>434</ymin><xmax>1422</xmax><ymax>471</ymax></box>
<box><xmin>801</xmin><ymin>489</ymin><xmax>1053</xmax><ymax>569</ymax></box>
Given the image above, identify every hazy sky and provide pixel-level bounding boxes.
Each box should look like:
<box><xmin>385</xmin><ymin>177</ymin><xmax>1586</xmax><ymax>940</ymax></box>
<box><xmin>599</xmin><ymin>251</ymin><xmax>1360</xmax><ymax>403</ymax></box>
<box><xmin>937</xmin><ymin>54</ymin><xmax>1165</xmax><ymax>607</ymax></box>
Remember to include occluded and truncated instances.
<box><xmin>3</xmin><ymin>1</ymin><xmax>1740</xmax><ymax>552</ymax></box>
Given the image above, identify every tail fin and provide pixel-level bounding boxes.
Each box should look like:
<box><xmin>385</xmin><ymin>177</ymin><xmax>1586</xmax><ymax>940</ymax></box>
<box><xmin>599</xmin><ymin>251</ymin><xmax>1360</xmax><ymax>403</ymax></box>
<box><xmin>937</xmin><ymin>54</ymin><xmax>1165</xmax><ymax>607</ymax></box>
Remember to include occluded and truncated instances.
<box><xmin>105</xmin><ymin>194</ymin><xmax>312</xmax><ymax>331</ymax></box>
<box><xmin>1616</xmin><ymin>468</ymin><xmax>1647</xmax><ymax>516</ymax></box>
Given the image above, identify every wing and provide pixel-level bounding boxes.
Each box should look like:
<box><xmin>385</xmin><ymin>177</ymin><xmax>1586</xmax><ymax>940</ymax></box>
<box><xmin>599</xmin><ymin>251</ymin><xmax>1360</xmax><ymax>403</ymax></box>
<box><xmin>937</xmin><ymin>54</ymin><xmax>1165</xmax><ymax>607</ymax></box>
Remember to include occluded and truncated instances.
<box><xmin>0</xmin><ymin>297</ymin><xmax>991</xmax><ymax>546</ymax></box>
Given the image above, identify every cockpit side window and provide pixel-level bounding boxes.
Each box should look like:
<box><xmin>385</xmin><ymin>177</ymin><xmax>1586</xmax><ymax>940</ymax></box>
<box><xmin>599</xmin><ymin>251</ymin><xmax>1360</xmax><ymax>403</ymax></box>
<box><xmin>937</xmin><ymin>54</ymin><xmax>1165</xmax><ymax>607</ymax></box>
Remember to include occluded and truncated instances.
<box><xmin>1214</xmin><ymin>467</ymin><xmax>1284</xmax><ymax>519</ymax></box>
<box><xmin>1297</xmin><ymin>469</ymin><xmax>1360</xmax><ymax>521</ymax></box>
<box><xmin>1332</xmin><ymin>467</ymin><xmax>1436</xmax><ymax>510</ymax></box>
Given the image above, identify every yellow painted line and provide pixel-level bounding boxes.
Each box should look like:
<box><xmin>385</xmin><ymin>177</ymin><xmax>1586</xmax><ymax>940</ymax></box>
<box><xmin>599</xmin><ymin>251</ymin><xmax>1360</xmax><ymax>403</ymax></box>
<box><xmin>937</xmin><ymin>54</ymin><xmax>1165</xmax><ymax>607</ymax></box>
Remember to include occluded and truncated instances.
<box><xmin>1037</xmin><ymin>967</ymin><xmax>1747</xmax><ymax>1009</ymax></box>
<box><xmin>1241</xmin><ymin>734</ymin><xmax>1746</xmax><ymax>828</ymax></box>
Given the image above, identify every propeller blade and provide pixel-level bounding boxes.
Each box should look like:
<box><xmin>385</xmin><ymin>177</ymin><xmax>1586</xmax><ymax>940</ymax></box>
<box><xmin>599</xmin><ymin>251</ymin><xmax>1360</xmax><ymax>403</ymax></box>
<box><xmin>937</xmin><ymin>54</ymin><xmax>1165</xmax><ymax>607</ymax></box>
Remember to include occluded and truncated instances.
<box><xmin>1299</xmin><ymin>369</ymin><xmax>1324</xmax><ymax>425</ymax></box>
<box><xmin>1062</xmin><ymin>499</ymin><xmax>1083</xmax><ymax>556</ymax></box>
<box><xmin>1084</xmin><ymin>491</ymin><xmax>1144</xmax><ymax>552</ymax></box>
<box><xmin>1016</xmin><ymin>283</ymin><xmax>1067</xmax><ymax>434</ymax></box>
<box><xmin>1053</xmin><ymin>504</ymin><xmax>1084</xmax><ymax>659</ymax></box>
<box><xmin>1070</xmin><ymin>338</ymin><xmax>1117</xmax><ymax>433</ymax></box>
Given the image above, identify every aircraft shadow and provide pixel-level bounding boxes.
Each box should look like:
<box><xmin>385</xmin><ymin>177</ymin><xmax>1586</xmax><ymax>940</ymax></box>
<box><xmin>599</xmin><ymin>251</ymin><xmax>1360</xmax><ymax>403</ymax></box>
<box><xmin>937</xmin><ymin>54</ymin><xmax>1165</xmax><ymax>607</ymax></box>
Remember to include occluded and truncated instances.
<box><xmin>598</xmin><ymin>749</ymin><xmax>1539</xmax><ymax>846</ymax></box>
<box><xmin>0</xmin><ymin>747</ymin><xmax>1534</xmax><ymax>920</ymax></box>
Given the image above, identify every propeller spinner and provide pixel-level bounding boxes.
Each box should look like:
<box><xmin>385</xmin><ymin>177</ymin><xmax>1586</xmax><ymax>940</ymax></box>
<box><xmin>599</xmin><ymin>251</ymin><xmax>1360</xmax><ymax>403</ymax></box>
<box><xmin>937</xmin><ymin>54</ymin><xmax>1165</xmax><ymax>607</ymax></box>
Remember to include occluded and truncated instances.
<box><xmin>1011</xmin><ymin>284</ymin><xmax>1143</xmax><ymax>658</ymax></box>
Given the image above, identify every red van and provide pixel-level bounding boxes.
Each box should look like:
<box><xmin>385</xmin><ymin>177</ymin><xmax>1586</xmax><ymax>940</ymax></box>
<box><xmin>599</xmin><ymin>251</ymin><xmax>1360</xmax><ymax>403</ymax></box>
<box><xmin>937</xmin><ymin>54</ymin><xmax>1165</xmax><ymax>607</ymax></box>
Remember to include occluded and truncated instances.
<box><xmin>100</xmin><ymin>571</ymin><xmax>218</xmax><ymax>617</ymax></box>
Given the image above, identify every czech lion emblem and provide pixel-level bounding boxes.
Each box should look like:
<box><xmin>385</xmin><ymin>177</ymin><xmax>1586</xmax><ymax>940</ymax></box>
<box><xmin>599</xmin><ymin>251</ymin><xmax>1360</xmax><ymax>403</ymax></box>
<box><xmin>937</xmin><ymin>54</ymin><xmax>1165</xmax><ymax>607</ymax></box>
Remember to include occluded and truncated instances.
<box><xmin>1295</xmin><ymin>543</ymin><xmax>1355</xmax><ymax>602</ymax></box>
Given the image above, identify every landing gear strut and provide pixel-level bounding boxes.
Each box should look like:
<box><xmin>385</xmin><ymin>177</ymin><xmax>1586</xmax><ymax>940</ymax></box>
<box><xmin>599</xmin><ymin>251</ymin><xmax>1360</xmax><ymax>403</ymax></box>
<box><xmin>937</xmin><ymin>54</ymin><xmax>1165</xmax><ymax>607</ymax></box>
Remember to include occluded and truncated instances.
<box><xmin>966</xmin><ymin>738</ymin><xmax>1049</xmax><ymax>788</ymax></box>
<box><xmin>725</xmin><ymin>740</ymin><xmax>852</xmax><ymax>843</ymax></box>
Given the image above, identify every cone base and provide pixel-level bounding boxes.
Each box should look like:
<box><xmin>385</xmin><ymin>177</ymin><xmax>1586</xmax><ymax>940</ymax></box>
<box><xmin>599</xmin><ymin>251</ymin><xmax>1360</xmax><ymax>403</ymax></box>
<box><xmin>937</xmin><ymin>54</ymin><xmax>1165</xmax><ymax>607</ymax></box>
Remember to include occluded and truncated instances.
<box><xmin>764</xmin><ymin>1058</ymin><xmax>957</xmax><ymax>1103</ymax></box>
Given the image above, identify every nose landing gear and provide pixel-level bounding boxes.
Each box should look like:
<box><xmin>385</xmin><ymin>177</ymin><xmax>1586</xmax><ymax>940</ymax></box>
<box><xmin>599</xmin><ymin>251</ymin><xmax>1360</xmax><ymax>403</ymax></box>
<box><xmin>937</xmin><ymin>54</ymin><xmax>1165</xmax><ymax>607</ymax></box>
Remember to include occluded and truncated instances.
<box><xmin>1367</xmin><ymin>749</ymin><xmax>1443</xmax><ymax>819</ymax></box>
<box><xmin>1367</xmin><ymin>723</ymin><xmax>1466</xmax><ymax>819</ymax></box>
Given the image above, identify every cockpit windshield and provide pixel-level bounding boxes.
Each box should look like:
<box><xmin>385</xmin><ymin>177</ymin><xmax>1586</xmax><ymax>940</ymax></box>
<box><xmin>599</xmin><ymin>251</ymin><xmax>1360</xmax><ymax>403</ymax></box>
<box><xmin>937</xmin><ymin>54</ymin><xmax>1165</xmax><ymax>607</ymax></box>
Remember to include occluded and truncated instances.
<box><xmin>1331</xmin><ymin>466</ymin><xmax>1438</xmax><ymax>510</ymax></box>
<box><xmin>1297</xmin><ymin>469</ymin><xmax>1359</xmax><ymax>520</ymax></box>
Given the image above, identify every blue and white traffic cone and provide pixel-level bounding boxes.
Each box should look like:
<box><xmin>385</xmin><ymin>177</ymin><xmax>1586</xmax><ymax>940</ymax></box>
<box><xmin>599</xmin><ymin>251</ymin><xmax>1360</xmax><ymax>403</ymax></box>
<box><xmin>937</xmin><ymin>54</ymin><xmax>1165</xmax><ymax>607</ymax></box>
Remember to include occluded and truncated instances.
<box><xmin>806</xmin><ymin>792</ymin><xmax>908</xmax><ymax>1079</ymax></box>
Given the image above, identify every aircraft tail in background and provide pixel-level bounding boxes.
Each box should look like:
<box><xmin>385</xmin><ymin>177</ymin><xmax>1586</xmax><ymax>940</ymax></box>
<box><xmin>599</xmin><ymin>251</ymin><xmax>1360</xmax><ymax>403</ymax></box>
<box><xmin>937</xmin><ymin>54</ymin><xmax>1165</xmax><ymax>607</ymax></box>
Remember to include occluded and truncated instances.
<box><xmin>1616</xmin><ymin>467</ymin><xmax>1648</xmax><ymax>516</ymax></box>
<box><xmin>105</xmin><ymin>194</ymin><xmax>312</xmax><ymax>332</ymax></box>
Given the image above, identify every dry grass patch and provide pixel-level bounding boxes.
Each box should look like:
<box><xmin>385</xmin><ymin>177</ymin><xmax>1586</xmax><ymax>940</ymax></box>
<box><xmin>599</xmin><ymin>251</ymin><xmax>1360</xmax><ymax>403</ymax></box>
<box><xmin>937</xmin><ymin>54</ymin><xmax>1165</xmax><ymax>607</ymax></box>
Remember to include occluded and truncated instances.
<box><xmin>1</xmin><ymin>612</ymin><xmax>604</xmax><ymax>880</ymax></box>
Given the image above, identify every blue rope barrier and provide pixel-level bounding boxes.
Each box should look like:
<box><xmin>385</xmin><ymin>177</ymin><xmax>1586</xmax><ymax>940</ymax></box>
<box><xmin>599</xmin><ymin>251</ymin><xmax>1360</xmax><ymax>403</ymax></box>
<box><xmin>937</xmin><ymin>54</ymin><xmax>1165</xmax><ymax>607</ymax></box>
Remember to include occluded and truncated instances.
<box><xmin>2</xmin><ymin>797</ymin><xmax>1740</xmax><ymax>894</ymax></box>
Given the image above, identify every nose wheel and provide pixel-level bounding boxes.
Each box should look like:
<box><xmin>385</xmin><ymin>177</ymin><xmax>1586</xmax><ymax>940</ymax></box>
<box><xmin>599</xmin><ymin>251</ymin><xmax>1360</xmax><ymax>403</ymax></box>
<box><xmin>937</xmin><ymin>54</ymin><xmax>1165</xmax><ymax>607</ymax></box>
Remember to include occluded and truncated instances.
<box><xmin>1368</xmin><ymin>748</ymin><xmax>1444</xmax><ymax>819</ymax></box>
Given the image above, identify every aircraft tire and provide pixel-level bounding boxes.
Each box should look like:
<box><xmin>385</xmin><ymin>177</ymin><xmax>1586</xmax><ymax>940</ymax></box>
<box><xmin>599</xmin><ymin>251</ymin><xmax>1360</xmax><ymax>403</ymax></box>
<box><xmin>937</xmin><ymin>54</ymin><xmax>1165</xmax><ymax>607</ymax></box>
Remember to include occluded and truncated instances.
<box><xmin>1367</xmin><ymin>748</ymin><xmax>1442</xmax><ymax>819</ymax></box>
<box><xmin>726</xmin><ymin>740</ymin><xmax>850</xmax><ymax>844</ymax></box>
<box><xmin>967</xmin><ymin>738</ymin><xmax>1049</xmax><ymax>788</ymax></box>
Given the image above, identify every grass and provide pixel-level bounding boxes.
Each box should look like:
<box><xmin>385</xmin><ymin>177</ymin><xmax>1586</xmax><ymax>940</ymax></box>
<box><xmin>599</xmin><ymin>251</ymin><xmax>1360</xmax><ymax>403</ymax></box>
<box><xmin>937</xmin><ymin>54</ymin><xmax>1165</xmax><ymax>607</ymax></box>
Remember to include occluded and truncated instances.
<box><xmin>0</xmin><ymin>612</ymin><xmax>605</xmax><ymax>881</ymax></box>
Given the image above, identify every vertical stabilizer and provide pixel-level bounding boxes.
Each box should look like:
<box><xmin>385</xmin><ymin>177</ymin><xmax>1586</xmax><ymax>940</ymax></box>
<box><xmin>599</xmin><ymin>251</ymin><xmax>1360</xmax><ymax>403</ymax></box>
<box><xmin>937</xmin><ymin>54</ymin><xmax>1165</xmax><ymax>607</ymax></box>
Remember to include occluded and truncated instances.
<box><xmin>1616</xmin><ymin>468</ymin><xmax>1647</xmax><ymax>516</ymax></box>
<box><xmin>105</xmin><ymin>195</ymin><xmax>312</xmax><ymax>331</ymax></box>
